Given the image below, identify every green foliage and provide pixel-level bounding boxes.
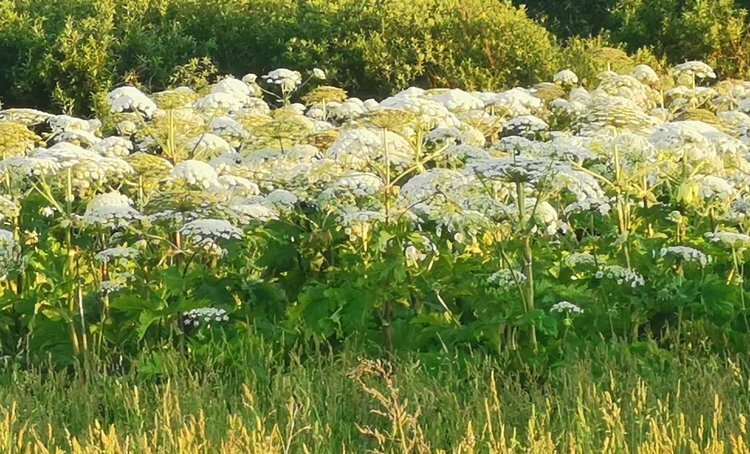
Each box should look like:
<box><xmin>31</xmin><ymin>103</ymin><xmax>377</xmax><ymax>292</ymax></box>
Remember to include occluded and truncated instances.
<box><xmin>0</xmin><ymin>0</ymin><xmax>559</xmax><ymax>114</ymax></box>
<box><xmin>520</xmin><ymin>0</ymin><xmax>621</xmax><ymax>37</ymax></box>
<box><xmin>4</xmin><ymin>0</ymin><xmax>750</xmax><ymax>115</ymax></box>
<box><xmin>519</xmin><ymin>0</ymin><xmax>750</xmax><ymax>79</ymax></box>
<box><xmin>558</xmin><ymin>36</ymin><xmax>664</xmax><ymax>87</ymax></box>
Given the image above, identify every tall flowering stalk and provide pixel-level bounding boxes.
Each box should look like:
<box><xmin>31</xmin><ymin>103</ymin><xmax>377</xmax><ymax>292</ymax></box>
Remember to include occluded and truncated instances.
<box><xmin>515</xmin><ymin>181</ymin><xmax>538</xmax><ymax>351</ymax></box>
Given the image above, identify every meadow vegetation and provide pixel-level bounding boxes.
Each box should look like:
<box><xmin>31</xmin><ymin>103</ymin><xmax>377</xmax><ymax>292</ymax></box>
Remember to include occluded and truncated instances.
<box><xmin>3</xmin><ymin>1</ymin><xmax>750</xmax><ymax>451</ymax></box>
<box><xmin>1</xmin><ymin>342</ymin><xmax>749</xmax><ymax>452</ymax></box>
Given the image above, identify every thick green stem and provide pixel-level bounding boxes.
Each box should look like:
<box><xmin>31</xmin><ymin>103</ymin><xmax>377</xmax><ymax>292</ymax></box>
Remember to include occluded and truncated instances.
<box><xmin>167</xmin><ymin>108</ymin><xmax>176</xmax><ymax>161</ymax></box>
<box><xmin>516</xmin><ymin>183</ymin><xmax>538</xmax><ymax>351</ymax></box>
<box><xmin>382</xmin><ymin>127</ymin><xmax>391</xmax><ymax>224</ymax></box>
<box><xmin>675</xmin><ymin>265</ymin><xmax>684</xmax><ymax>351</ymax></box>
<box><xmin>64</xmin><ymin>170</ymin><xmax>81</xmax><ymax>359</ymax></box>
<box><xmin>613</xmin><ymin>145</ymin><xmax>631</xmax><ymax>268</ymax></box>
<box><xmin>381</xmin><ymin>127</ymin><xmax>393</xmax><ymax>352</ymax></box>
<box><xmin>414</xmin><ymin>127</ymin><xmax>424</xmax><ymax>173</ymax></box>
<box><xmin>733</xmin><ymin>248</ymin><xmax>750</xmax><ymax>333</ymax></box>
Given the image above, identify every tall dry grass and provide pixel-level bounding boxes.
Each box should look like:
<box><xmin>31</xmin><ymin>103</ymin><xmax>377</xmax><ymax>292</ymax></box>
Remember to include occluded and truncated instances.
<box><xmin>0</xmin><ymin>343</ymin><xmax>748</xmax><ymax>452</ymax></box>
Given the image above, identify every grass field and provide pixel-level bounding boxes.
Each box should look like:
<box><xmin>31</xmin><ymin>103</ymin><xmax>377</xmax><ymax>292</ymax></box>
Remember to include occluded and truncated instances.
<box><xmin>0</xmin><ymin>341</ymin><xmax>748</xmax><ymax>452</ymax></box>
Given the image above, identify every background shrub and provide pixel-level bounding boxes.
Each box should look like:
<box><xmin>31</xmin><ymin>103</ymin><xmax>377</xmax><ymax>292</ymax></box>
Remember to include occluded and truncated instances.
<box><xmin>0</xmin><ymin>0</ymin><xmax>560</xmax><ymax>114</ymax></box>
<box><xmin>521</xmin><ymin>0</ymin><xmax>750</xmax><ymax>79</ymax></box>
<box><xmin>3</xmin><ymin>0</ymin><xmax>750</xmax><ymax>116</ymax></box>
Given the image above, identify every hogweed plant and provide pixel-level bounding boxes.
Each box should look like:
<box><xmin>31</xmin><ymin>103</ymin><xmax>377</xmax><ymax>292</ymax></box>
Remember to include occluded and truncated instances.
<box><xmin>4</xmin><ymin>61</ymin><xmax>750</xmax><ymax>365</ymax></box>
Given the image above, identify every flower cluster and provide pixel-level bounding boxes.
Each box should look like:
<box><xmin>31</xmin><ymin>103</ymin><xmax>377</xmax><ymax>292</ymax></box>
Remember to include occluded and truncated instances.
<box><xmin>94</xmin><ymin>246</ymin><xmax>140</xmax><ymax>265</ymax></box>
<box><xmin>3</xmin><ymin>59</ymin><xmax>750</xmax><ymax>354</ymax></box>
<box><xmin>550</xmin><ymin>301</ymin><xmax>584</xmax><ymax>314</ymax></box>
<box><xmin>487</xmin><ymin>269</ymin><xmax>527</xmax><ymax>290</ymax></box>
<box><xmin>706</xmin><ymin>231</ymin><xmax>750</xmax><ymax>249</ymax></box>
<box><xmin>82</xmin><ymin>192</ymin><xmax>142</xmax><ymax>228</ymax></box>
<box><xmin>180</xmin><ymin>219</ymin><xmax>242</xmax><ymax>245</ymax></box>
<box><xmin>183</xmin><ymin>307</ymin><xmax>230</xmax><ymax>328</ymax></box>
<box><xmin>262</xmin><ymin>69</ymin><xmax>303</xmax><ymax>93</ymax></box>
<box><xmin>658</xmin><ymin>246</ymin><xmax>711</xmax><ymax>266</ymax></box>
<box><xmin>565</xmin><ymin>252</ymin><xmax>597</xmax><ymax>267</ymax></box>
<box><xmin>595</xmin><ymin>266</ymin><xmax>645</xmax><ymax>288</ymax></box>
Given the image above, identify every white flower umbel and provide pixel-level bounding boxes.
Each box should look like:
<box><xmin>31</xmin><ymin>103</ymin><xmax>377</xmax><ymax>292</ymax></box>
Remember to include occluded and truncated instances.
<box><xmin>47</xmin><ymin>115</ymin><xmax>99</xmax><ymax>133</ymax></box>
<box><xmin>550</xmin><ymin>301</ymin><xmax>583</xmax><ymax>314</ymax></box>
<box><xmin>312</xmin><ymin>68</ymin><xmax>327</xmax><ymax>80</ymax></box>
<box><xmin>193</xmin><ymin>92</ymin><xmax>244</xmax><ymax>114</ymax></box>
<box><xmin>326</xmin><ymin>127</ymin><xmax>414</xmax><ymax>171</ymax></box>
<box><xmin>107</xmin><ymin>86</ymin><xmax>158</xmax><ymax>118</ymax></box>
<box><xmin>550</xmin><ymin>98</ymin><xmax>586</xmax><ymax>118</ymax></box>
<box><xmin>39</xmin><ymin>206</ymin><xmax>56</xmax><ymax>218</ymax></box>
<box><xmin>187</xmin><ymin>133</ymin><xmax>233</xmax><ymax>159</ymax></box>
<box><xmin>503</xmin><ymin>115</ymin><xmax>548</xmax><ymax>137</ymax></box>
<box><xmin>167</xmin><ymin>160</ymin><xmax>221</xmax><ymax>189</ymax></box>
<box><xmin>230</xmin><ymin>202</ymin><xmax>279</xmax><ymax>224</ymax></box>
<box><xmin>632</xmin><ymin>64</ymin><xmax>659</xmax><ymax>84</ymax></box>
<box><xmin>536</xmin><ymin>136</ymin><xmax>597</xmax><ymax>165</ymax></box>
<box><xmin>341</xmin><ymin>209</ymin><xmax>386</xmax><ymax>225</ymax></box>
<box><xmin>31</xmin><ymin>142</ymin><xmax>102</xmax><ymax>168</ymax></box>
<box><xmin>487</xmin><ymin>269</ymin><xmax>527</xmax><ymax>290</ymax></box>
<box><xmin>692</xmin><ymin>175</ymin><xmax>737</xmax><ymax>202</ymax></box>
<box><xmin>183</xmin><ymin>307</ymin><xmax>229</xmax><ymax>328</ymax></box>
<box><xmin>377</xmin><ymin>95</ymin><xmax>460</xmax><ymax>128</ymax></box>
<box><xmin>595</xmin><ymin>265</ymin><xmax>645</xmax><ymax>288</ymax></box>
<box><xmin>442</xmin><ymin>144</ymin><xmax>489</xmax><ymax>164</ymax></box>
<box><xmin>429</xmin><ymin>89</ymin><xmax>485</xmax><ymax>113</ymax></box>
<box><xmin>266</xmin><ymin>189</ymin><xmax>298</xmax><ymax>210</ymax></box>
<box><xmin>0</xmin><ymin>156</ymin><xmax>61</xmax><ymax>177</ymax></box>
<box><xmin>404</xmin><ymin>244</ymin><xmax>426</xmax><ymax>267</ymax></box>
<box><xmin>69</xmin><ymin>157</ymin><xmax>135</xmax><ymax>191</ymax></box>
<box><xmin>218</xmin><ymin>175</ymin><xmax>260</xmax><ymax>196</ymax></box>
<box><xmin>658</xmin><ymin>246</ymin><xmax>710</xmax><ymax>266</ymax></box>
<box><xmin>99</xmin><ymin>271</ymin><xmax>135</xmax><ymax>294</ymax></box>
<box><xmin>705</xmin><ymin>231</ymin><xmax>750</xmax><ymax>248</ymax></box>
<box><xmin>49</xmin><ymin>130</ymin><xmax>101</xmax><ymax>148</ymax></box>
<box><xmin>404</xmin><ymin>235</ymin><xmax>436</xmax><ymax>268</ymax></box>
<box><xmin>180</xmin><ymin>219</ymin><xmax>242</xmax><ymax>245</ymax></box>
<box><xmin>325</xmin><ymin>98</ymin><xmax>366</xmax><ymax>121</ymax></box>
<box><xmin>565</xmin><ymin>252</ymin><xmax>597</xmax><ymax>267</ymax></box>
<box><xmin>675</xmin><ymin>61</ymin><xmax>717</xmax><ymax>80</ymax></box>
<box><xmin>261</xmin><ymin>68</ymin><xmax>303</xmax><ymax>93</ymax></box>
<box><xmin>728</xmin><ymin>198</ymin><xmax>750</xmax><ymax>222</ymax></box>
<box><xmin>210</xmin><ymin>117</ymin><xmax>247</xmax><ymax>141</ymax></box>
<box><xmin>491</xmin><ymin>136</ymin><xmax>539</xmax><ymax>156</ymax></box>
<box><xmin>211</xmin><ymin>77</ymin><xmax>252</xmax><ymax>101</ymax></box>
<box><xmin>0</xmin><ymin>229</ymin><xmax>18</xmax><ymax>279</ymax></box>
<box><xmin>484</xmin><ymin>88</ymin><xmax>543</xmax><ymax>116</ymax></box>
<box><xmin>95</xmin><ymin>246</ymin><xmax>140</xmax><ymax>265</ymax></box>
<box><xmin>471</xmin><ymin>156</ymin><xmax>557</xmax><ymax>186</ymax></box>
<box><xmin>92</xmin><ymin>136</ymin><xmax>133</xmax><ymax>158</ymax></box>
<box><xmin>82</xmin><ymin>191</ymin><xmax>142</xmax><ymax>228</ymax></box>
<box><xmin>426</xmin><ymin>127</ymin><xmax>464</xmax><ymax>146</ymax></box>
<box><xmin>397</xmin><ymin>168</ymin><xmax>469</xmax><ymax>214</ymax></box>
<box><xmin>340</xmin><ymin>209</ymin><xmax>386</xmax><ymax>241</ymax></box>
<box><xmin>553</xmin><ymin>69</ymin><xmax>578</xmax><ymax>86</ymax></box>
<box><xmin>209</xmin><ymin>152</ymin><xmax>243</xmax><ymax>175</ymax></box>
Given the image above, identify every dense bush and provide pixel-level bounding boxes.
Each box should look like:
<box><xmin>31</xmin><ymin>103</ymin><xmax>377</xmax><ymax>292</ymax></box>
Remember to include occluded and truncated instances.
<box><xmin>0</xmin><ymin>0</ymin><xmax>561</xmax><ymax>114</ymax></box>
<box><xmin>3</xmin><ymin>0</ymin><xmax>750</xmax><ymax>116</ymax></box>
<box><xmin>520</xmin><ymin>0</ymin><xmax>750</xmax><ymax>79</ymax></box>
<box><xmin>518</xmin><ymin>0</ymin><xmax>620</xmax><ymax>37</ymax></box>
<box><xmin>613</xmin><ymin>0</ymin><xmax>750</xmax><ymax>78</ymax></box>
